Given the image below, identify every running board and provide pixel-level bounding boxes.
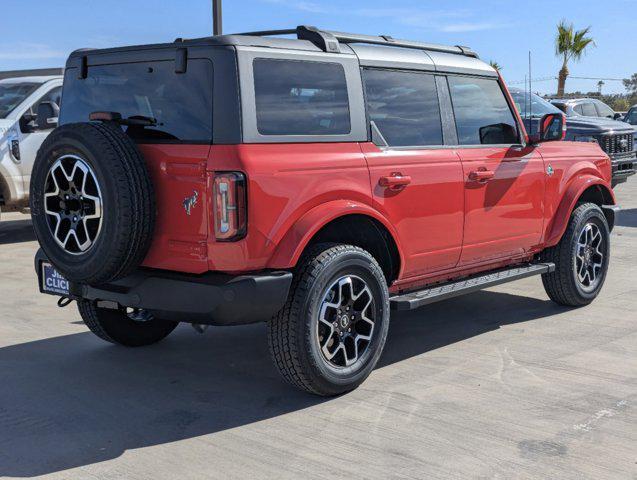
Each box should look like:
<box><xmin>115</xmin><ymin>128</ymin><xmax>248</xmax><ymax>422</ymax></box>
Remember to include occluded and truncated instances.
<box><xmin>390</xmin><ymin>263</ymin><xmax>555</xmax><ymax>311</ymax></box>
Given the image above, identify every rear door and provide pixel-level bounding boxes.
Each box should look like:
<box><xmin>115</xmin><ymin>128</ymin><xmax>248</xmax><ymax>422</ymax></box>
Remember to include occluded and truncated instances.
<box><xmin>361</xmin><ymin>68</ymin><xmax>464</xmax><ymax>278</ymax></box>
<box><xmin>60</xmin><ymin>56</ymin><xmax>214</xmax><ymax>273</ymax></box>
<box><xmin>447</xmin><ymin>75</ymin><xmax>545</xmax><ymax>266</ymax></box>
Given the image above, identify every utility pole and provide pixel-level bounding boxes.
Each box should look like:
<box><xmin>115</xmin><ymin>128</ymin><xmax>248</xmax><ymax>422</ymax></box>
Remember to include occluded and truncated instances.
<box><xmin>213</xmin><ymin>0</ymin><xmax>222</xmax><ymax>35</ymax></box>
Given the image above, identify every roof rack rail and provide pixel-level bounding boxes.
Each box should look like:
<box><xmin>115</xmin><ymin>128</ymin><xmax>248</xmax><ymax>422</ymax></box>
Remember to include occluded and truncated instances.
<box><xmin>232</xmin><ymin>25</ymin><xmax>478</xmax><ymax>58</ymax></box>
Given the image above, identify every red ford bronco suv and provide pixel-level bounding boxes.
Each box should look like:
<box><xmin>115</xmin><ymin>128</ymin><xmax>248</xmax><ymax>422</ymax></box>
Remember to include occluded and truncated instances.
<box><xmin>31</xmin><ymin>26</ymin><xmax>618</xmax><ymax>396</ymax></box>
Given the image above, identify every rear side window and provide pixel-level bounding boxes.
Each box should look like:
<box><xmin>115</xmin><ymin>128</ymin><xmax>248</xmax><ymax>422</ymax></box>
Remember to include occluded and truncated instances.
<box><xmin>580</xmin><ymin>102</ymin><xmax>597</xmax><ymax>117</ymax></box>
<box><xmin>362</xmin><ymin>69</ymin><xmax>443</xmax><ymax>147</ymax></box>
<box><xmin>253</xmin><ymin>58</ymin><xmax>350</xmax><ymax>136</ymax></box>
<box><xmin>60</xmin><ymin>59</ymin><xmax>213</xmax><ymax>142</ymax></box>
<box><xmin>448</xmin><ymin>76</ymin><xmax>518</xmax><ymax>145</ymax></box>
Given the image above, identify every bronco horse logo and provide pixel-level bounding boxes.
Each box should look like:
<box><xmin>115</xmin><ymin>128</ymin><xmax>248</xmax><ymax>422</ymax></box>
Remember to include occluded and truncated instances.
<box><xmin>183</xmin><ymin>190</ymin><xmax>199</xmax><ymax>216</ymax></box>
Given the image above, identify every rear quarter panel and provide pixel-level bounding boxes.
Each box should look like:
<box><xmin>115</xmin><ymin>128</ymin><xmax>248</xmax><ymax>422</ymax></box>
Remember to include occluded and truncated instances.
<box><xmin>206</xmin><ymin>143</ymin><xmax>373</xmax><ymax>272</ymax></box>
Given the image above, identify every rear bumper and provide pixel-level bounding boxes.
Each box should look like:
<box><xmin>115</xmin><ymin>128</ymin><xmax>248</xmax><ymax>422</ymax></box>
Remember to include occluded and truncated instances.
<box><xmin>35</xmin><ymin>249</ymin><xmax>292</xmax><ymax>325</ymax></box>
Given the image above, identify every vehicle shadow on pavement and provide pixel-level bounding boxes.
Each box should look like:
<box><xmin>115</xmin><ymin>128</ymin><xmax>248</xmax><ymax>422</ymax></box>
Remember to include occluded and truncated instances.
<box><xmin>616</xmin><ymin>208</ymin><xmax>637</xmax><ymax>228</ymax></box>
<box><xmin>0</xmin><ymin>218</ymin><xmax>36</xmax><ymax>245</ymax></box>
<box><xmin>0</xmin><ymin>290</ymin><xmax>566</xmax><ymax>477</ymax></box>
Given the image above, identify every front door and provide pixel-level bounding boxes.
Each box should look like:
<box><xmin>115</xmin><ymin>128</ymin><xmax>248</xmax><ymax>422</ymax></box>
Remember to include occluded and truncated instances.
<box><xmin>446</xmin><ymin>75</ymin><xmax>545</xmax><ymax>266</ymax></box>
<box><xmin>19</xmin><ymin>86</ymin><xmax>62</xmax><ymax>191</ymax></box>
<box><xmin>361</xmin><ymin>69</ymin><xmax>464</xmax><ymax>279</ymax></box>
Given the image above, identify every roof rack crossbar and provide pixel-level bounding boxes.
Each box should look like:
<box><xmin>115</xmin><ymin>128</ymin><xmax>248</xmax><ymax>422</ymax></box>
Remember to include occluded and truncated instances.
<box><xmin>235</xmin><ymin>29</ymin><xmax>297</xmax><ymax>37</ymax></box>
<box><xmin>231</xmin><ymin>26</ymin><xmax>477</xmax><ymax>58</ymax></box>
<box><xmin>324</xmin><ymin>30</ymin><xmax>478</xmax><ymax>58</ymax></box>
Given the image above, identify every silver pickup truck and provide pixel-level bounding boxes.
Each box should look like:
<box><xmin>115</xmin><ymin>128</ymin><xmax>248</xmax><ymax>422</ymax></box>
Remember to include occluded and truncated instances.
<box><xmin>0</xmin><ymin>69</ymin><xmax>63</xmax><ymax>220</ymax></box>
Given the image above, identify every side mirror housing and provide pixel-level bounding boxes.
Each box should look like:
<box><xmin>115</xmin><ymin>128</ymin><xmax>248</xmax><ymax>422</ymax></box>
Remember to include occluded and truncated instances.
<box><xmin>532</xmin><ymin>113</ymin><xmax>566</xmax><ymax>143</ymax></box>
<box><xmin>36</xmin><ymin>101</ymin><xmax>60</xmax><ymax>130</ymax></box>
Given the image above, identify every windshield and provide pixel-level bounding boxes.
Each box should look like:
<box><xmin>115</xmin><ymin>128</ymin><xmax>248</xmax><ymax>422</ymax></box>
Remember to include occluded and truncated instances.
<box><xmin>510</xmin><ymin>90</ymin><xmax>561</xmax><ymax>118</ymax></box>
<box><xmin>0</xmin><ymin>82</ymin><xmax>40</xmax><ymax>119</ymax></box>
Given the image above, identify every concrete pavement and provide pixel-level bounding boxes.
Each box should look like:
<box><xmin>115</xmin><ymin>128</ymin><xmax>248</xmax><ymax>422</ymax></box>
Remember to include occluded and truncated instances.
<box><xmin>0</xmin><ymin>181</ymin><xmax>635</xmax><ymax>479</ymax></box>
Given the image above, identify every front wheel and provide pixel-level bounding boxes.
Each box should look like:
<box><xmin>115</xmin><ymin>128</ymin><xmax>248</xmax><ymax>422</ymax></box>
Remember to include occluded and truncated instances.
<box><xmin>268</xmin><ymin>244</ymin><xmax>390</xmax><ymax>396</ymax></box>
<box><xmin>542</xmin><ymin>203</ymin><xmax>610</xmax><ymax>307</ymax></box>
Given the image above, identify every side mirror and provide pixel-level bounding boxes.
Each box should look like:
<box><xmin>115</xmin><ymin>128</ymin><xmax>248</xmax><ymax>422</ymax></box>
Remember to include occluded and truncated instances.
<box><xmin>36</xmin><ymin>101</ymin><xmax>60</xmax><ymax>130</ymax></box>
<box><xmin>478</xmin><ymin>123</ymin><xmax>518</xmax><ymax>144</ymax></box>
<box><xmin>535</xmin><ymin>113</ymin><xmax>566</xmax><ymax>143</ymax></box>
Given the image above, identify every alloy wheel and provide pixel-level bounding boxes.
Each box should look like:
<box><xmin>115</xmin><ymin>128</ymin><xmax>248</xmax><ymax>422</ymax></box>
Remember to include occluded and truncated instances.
<box><xmin>317</xmin><ymin>275</ymin><xmax>376</xmax><ymax>368</ymax></box>
<box><xmin>43</xmin><ymin>155</ymin><xmax>103</xmax><ymax>255</ymax></box>
<box><xmin>574</xmin><ymin>222</ymin><xmax>605</xmax><ymax>292</ymax></box>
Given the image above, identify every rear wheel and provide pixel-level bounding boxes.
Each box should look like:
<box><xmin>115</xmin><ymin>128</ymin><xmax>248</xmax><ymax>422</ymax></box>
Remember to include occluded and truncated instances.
<box><xmin>268</xmin><ymin>244</ymin><xmax>390</xmax><ymax>396</ymax></box>
<box><xmin>542</xmin><ymin>203</ymin><xmax>610</xmax><ymax>307</ymax></box>
<box><xmin>78</xmin><ymin>300</ymin><xmax>178</xmax><ymax>347</ymax></box>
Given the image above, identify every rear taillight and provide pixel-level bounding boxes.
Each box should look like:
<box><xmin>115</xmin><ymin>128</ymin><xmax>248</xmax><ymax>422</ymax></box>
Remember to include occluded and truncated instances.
<box><xmin>212</xmin><ymin>172</ymin><xmax>246</xmax><ymax>241</ymax></box>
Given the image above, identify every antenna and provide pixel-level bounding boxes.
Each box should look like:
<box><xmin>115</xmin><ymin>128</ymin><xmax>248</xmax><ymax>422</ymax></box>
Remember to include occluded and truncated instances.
<box><xmin>528</xmin><ymin>50</ymin><xmax>533</xmax><ymax>135</ymax></box>
<box><xmin>524</xmin><ymin>75</ymin><xmax>528</xmax><ymax>120</ymax></box>
<box><xmin>213</xmin><ymin>0</ymin><xmax>223</xmax><ymax>35</ymax></box>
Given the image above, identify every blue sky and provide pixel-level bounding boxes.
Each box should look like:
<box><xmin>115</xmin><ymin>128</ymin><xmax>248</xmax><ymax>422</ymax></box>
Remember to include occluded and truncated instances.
<box><xmin>1</xmin><ymin>0</ymin><xmax>635</xmax><ymax>94</ymax></box>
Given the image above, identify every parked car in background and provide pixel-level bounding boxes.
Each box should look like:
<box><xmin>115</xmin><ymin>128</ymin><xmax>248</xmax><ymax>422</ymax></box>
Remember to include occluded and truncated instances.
<box><xmin>541</xmin><ymin>95</ymin><xmax>636</xmax><ymax>186</ymax></box>
<box><xmin>0</xmin><ymin>71</ymin><xmax>63</xmax><ymax>221</ymax></box>
<box><xmin>551</xmin><ymin>97</ymin><xmax>623</xmax><ymax>120</ymax></box>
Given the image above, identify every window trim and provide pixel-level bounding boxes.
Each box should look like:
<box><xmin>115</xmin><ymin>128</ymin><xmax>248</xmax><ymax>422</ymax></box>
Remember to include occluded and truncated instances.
<box><xmin>360</xmin><ymin>66</ymin><xmax>447</xmax><ymax>150</ymax></box>
<box><xmin>446</xmin><ymin>73</ymin><xmax>525</xmax><ymax>148</ymax></box>
<box><xmin>237</xmin><ymin>47</ymin><xmax>367</xmax><ymax>144</ymax></box>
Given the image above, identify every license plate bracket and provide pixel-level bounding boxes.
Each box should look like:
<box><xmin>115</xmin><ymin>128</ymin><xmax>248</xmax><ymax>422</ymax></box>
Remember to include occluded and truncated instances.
<box><xmin>40</xmin><ymin>262</ymin><xmax>70</xmax><ymax>296</ymax></box>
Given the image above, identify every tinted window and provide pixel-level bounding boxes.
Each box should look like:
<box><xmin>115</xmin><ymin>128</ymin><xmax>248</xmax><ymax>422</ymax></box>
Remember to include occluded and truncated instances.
<box><xmin>573</xmin><ymin>104</ymin><xmax>583</xmax><ymax>115</ymax></box>
<box><xmin>510</xmin><ymin>90</ymin><xmax>561</xmax><ymax>118</ymax></box>
<box><xmin>362</xmin><ymin>69</ymin><xmax>443</xmax><ymax>147</ymax></box>
<box><xmin>595</xmin><ymin>101</ymin><xmax>615</xmax><ymax>118</ymax></box>
<box><xmin>253</xmin><ymin>58</ymin><xmax>350</xmax><ymax>136</ymax></box>
<box><xmin>448</xmin><ymin>76</ymin><xmax>518</xmax><ymax>145</ymax></box>
<box><xmin>625</xmin><ymin>108</ymin><xmax>637</xmax><ymax>125</ymax></box>
<box><xmin>60</xmin><ymin>60</ymin><xmax>213</xmax><ymax>142</ymax></box>
<box><xmin>0</xmin><ymin>82</ymin><xmax>40</xmax><ymax>119</ymax></box>
<box><xmin>580</xmin><ymin>102</ymin><xmax>597</xmax><ymax>117</ymax></box>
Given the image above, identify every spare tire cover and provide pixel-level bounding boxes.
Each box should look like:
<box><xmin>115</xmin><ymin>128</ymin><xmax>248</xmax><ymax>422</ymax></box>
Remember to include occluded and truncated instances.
<box><xmin>30</xmin><ymin>122</ymin><xmax>155</xmax><ymax>285</ymax></box>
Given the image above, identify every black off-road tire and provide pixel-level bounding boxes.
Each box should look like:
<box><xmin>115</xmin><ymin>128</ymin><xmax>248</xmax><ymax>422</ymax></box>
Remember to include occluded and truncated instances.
<box><xmin>268</xmin><ymin>244</ymin><xmax>390</xmax><ymax>396</ymax></box>
<box><xmin>30</xmin><ymin>122</ymin><xmax>155</xmax><ymax>285</ymax></box>
<box><xmin>541</xmin><ymin>203</ymin><xmax>610</xmax><ymax>307</ymax></box>
<box><xmin>78</xmin><ymin>300</ymin><xmax>178</xmax><ymax>347</ymax></box>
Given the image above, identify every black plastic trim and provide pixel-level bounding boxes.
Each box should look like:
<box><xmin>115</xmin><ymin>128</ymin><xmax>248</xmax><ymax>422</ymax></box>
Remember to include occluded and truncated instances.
<box><xmin>35</xmin><ymin>249</ymin><xmax>292</xmax><ymax>325</ymax></box>
<box><xmin>390</xmin><ymin>263</ymin><xmax>555</xmax><ymax>311</ymax></box>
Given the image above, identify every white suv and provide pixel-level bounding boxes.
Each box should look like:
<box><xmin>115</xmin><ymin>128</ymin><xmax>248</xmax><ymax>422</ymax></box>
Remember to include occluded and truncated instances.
<box><xmin>0</xmin><ymin>73</ymin><xmax>63</xmax><ymax>220</ymax></box>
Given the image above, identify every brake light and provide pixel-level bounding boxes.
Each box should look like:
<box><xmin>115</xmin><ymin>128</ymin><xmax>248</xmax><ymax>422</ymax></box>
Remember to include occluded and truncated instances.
<box><xmin>212</xmin><ymin>172</ymin><xmax>246</xmax><ymax>241</ymax></box>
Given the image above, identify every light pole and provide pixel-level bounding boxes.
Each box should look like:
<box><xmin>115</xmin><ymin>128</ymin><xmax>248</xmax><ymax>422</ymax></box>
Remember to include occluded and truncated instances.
<box><xmin>213</xmin><ymin>0</ymin><xmax>222</xmax><ymax>35</ymax></box>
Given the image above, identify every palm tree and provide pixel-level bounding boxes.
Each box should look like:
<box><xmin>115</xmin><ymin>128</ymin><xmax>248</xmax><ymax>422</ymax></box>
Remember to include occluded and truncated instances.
<box><xmin>489</xmin><ymin>60</ymin><xmax>502</xmax><ymax>72</ymax></box>
<box><xmin>555</xmin><ymin>21</ymin><xmax>595</xmax><ymax>97</ymax></box>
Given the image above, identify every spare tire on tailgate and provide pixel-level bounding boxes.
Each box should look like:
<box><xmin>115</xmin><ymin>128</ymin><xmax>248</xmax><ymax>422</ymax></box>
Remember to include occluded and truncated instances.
<box><xmin>30</xmin><ymin>122</ymin><xmax>155</xmax><ymax>286</ymax></box>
